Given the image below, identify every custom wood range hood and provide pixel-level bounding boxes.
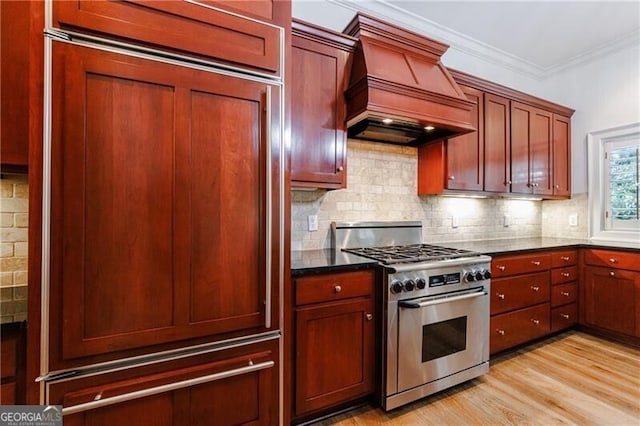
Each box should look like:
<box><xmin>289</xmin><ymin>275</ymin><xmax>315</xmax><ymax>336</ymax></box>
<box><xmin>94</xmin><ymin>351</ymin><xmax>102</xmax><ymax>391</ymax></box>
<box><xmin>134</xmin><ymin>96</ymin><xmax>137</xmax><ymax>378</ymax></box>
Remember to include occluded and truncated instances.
<box><xmin>344</xmin><ymin>13</ymin><xmax>475</xmax><ymax>146</ymax></box>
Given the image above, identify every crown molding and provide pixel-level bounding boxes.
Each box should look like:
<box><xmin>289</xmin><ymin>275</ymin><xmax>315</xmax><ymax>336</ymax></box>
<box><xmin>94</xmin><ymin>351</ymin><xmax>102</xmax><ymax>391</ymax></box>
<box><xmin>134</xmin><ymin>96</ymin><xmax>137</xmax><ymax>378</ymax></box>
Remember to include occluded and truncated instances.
<box><xmin>329</xmin><ymin>0</ymin><xmax>640</xmax><ymax>80</ymax></box>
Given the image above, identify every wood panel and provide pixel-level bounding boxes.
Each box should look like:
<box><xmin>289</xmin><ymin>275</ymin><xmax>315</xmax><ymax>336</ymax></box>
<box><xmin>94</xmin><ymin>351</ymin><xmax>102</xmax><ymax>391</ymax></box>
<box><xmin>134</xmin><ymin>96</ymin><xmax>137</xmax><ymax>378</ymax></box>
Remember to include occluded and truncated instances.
<box><xmin>314</xmin><ymin>332</ymin><xmax>639</xmax><ymax>425</ymax></box>
<box><xmin>483</xmin><ymin>94</ymin><xmax>511</xmax><ymax>192</ymax></box>
<box><xmin>584</xmin><ymin>249</ymin><xmax>640</xmax><ymax>272</ymax></box>
<box><xmin>551</xmin><ymin>266</ymin><xmax>578</xmax><ymax>284</ymax></box>
<box><xmin>553</xmin><ymin>114</ymin><xmax>571</xmax><ymax>196</ymax></box>
<box><xmin>295</xmin><ymin>270</ymin><xmax>374</xmax><ymax>306</ymax></box>
<box><xmin>551</xmin><ymin>303</ymin><xmax>577</xmax><ymax>332</ymax></box>
<box><xmin>530</xmin><ymin>108</ymin><xmax>553</xmax><ymax>196</ymax></box>
<box><xmin>491</xmin><ymin>272</ymin><xmax>550</xmax><ymax>315</ymax></box>
<box><xmin>491</xmin><ymin>303</ymin><xmax>550</xmax><ymax>354</ymax></box>
<box><xmin>491</xmin><ymin>252</ymin><xmax>551</xmax><ymax>278</ymax></box>
<box><xmin>583</xmin><ymin>266</ymin><xmax>636</xmax><ymax>336</ymax></box>
<box><xmin>551</xmin><ymin>283</ymin><xmax>578</xmax><ymax>307</ymax></box>
<box><xmin>52</xmin><ymin>0</ymin><xmax>285</xmax><ymax>75</ymax></box>
<box><xmin>551</xmin><ymin>249</ymin><xmax>578</xmax><ymax>267</ymax></box>
<box><xmin>510</xmin><ymin>101</ymin><xmax>531</xmax><ymax>194</ymax></box>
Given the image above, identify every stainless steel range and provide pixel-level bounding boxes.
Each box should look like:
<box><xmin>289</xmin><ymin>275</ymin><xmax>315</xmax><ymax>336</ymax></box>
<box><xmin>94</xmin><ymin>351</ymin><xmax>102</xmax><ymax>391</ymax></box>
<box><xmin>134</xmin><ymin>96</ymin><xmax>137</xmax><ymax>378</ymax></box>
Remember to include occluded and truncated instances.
<box><xmin>333</xmin><ymin>221</ymin><xmax>491</xmax><ymax>411</ymax></box>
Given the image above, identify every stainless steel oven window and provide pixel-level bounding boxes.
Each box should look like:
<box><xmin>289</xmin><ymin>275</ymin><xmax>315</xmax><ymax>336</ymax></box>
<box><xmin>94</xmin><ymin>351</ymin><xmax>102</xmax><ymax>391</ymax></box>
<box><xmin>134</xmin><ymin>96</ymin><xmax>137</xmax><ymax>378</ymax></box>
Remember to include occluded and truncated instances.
<box><xmin>422</xmin><ymin>316</ymin><xmax>467</xmax><ymax>362</ymax></box>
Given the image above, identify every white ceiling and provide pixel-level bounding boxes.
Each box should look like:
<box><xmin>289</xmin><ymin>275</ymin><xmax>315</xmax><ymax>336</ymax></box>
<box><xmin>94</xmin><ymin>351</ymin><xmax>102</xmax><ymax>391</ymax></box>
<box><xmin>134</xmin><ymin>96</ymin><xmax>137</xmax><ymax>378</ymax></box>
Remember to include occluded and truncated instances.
<box><xmin>292</xmin><ymin>0</ymin><xmax>640</xmax><ymax>78</ymax></box>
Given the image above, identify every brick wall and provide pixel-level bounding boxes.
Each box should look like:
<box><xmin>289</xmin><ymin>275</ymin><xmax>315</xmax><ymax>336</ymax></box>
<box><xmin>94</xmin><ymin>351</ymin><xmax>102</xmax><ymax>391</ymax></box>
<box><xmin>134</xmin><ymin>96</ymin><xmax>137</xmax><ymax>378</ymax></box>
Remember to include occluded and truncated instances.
<box><xmin>0</xmin><ymin>174</ymin><xmax>28</xmax><ymax>323</ymax></box>
<box><xmin>292</xmin><ymin>140</ymin><xmax>542</xmax><ymax>251</ymax></box>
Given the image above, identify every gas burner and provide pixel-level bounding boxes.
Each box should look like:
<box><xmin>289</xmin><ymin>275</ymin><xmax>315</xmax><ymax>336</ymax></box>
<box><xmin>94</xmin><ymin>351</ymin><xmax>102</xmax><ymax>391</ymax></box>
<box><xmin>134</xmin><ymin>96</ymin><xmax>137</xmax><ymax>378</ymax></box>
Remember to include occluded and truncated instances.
<box><xmin>342</xmin><ymin>243</ymin><xmax>478</xmax><ymax>264</ymax></box>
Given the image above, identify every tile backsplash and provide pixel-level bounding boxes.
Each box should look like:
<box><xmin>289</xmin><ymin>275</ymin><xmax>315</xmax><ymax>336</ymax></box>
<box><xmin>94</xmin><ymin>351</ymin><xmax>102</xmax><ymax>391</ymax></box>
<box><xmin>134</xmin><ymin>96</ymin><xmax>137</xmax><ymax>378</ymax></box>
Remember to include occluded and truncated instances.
<box><xmin>0</xmin><ymin>174</ymin><xmax>28</xmax><ymax>323</ymax></box>
<box><xmin>292</xmin><ymin>140</ymin><xmax>544</xmax><ymax>251</ymax></box>
<box><xmin>541</xmin><ymin>193</ymin><xmax>588</xmax><ymax>239</ymax></box>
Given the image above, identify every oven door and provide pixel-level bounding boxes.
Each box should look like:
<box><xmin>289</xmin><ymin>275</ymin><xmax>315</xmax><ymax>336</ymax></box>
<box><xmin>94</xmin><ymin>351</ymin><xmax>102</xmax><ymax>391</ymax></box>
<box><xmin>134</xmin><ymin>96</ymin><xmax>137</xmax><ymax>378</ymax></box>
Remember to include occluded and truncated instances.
<box><xmin>396</xmin><ymin>286</ymin><xmax>489</xmax><ymax>392</ymax></box>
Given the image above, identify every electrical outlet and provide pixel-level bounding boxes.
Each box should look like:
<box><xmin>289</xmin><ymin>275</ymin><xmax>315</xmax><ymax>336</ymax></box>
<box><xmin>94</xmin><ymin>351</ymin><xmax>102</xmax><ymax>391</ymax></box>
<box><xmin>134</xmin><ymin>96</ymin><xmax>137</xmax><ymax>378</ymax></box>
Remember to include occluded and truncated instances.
<box><xmin>504</xmin><ymin>214</ymin><xmax>511</xmax><ymax>227</ymax></box>
<box><xmin>452</xmin><ymin>216</ymin><xmax>459</xmax><ymax>228</ymax></box>
<box><xmin>569</xmin><ymin>214</ymin><xmax>578</xmax><ymax>227</ymax></box>
<box><xmin>308</xmin><ymin>215</ymin><xmax>318</xmax><ymax>232</ymax></box>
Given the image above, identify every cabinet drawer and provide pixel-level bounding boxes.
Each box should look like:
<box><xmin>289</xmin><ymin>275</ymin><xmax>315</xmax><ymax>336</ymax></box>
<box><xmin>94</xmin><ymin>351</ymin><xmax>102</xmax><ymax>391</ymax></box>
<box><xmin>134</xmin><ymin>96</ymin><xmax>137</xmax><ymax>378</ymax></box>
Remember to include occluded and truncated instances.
<box><xmin>295</xmin><ymin>270</ymin><xmax>374</xmax><ymax>306</ymax></box>
<box><xmin>551</xmin><ymin>250</ymin><xmax>578</xmax><ymax>267</ymax></box>
<box><xmin>0</xmin><ymin>382</ymin><xmax>16</xmax><ymax>405</ymax></box>
<box><xmin>491</xmin><ymin>272</ymin><xmax>550</xmax><ymax>315</ymax></box>
<box><xmin>551</xmin><ymin>266</ymin><xmax>577</xmax><ymax>284</ymax></box>
<box><xmin>491</xmin><ymin>253</ymin><xmax>551</xmax><ymax>277</ymax></box>
<box><xmin>551</xmin><ymin>303</ymin><xmax>577</xmax><ymax>332</ymax></box>
<box><xmin>584</xmin><ymin>249</ymin><xmax>640</xmax><ymax>272</ymax></box>
<box><xmin>53</xmin><ymin>1</ymin><xmax>284</xmax><ymax>76</ymax></box>
<box><xmin>490</xmin><ymin>303</ymin><xmax>550</xmax><ymax>354</ymax></box>
<box><xmin>551</xmin><ymin>282</ymin><xmax>577</xmax><ymax>307</ymax></box>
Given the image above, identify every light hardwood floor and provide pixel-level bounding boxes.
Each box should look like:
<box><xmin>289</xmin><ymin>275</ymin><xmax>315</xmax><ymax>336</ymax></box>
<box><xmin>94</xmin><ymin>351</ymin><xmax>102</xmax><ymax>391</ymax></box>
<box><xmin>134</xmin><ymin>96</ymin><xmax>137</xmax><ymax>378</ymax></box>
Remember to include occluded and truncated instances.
<box><xmin>313</xmin><ymin>331</ymin><xmax>640</xmax><ymax>425</ymax></box>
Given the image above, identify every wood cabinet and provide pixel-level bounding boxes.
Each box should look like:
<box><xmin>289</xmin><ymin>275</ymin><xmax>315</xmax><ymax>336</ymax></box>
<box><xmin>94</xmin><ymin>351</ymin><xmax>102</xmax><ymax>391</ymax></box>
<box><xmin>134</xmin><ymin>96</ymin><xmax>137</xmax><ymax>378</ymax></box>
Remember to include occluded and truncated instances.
<box><xmin>52</xmin><ymin>0</ymin><xmax>287</xmax><ymax>76</ymax></box>
<box><xmin>552</xmin><ymin>115</ymin><xmax>571</xmax><ymax>197</ymax></box>
<box><xmin>48</xmin><ymin>42</ymin><xmax>282</xmax><ymax>370</ymax></box>
<box><xmin>291</xmin><ymin>20</ymin><xmax>355</xmax><ymax>189</ymax></box>
<box><xmin>550</xmin><ymin>250</ymin><xmax>578</xmax><ymax>332</ymax></box>
<box><xmin>1</xmin><ymin>324</ymin><xmax>26</xmax><ymax>404</ymax></box>
<box><xmin>292</xmin><ymin>269</ymin><xmax>375</xmax><ymax>420</ymax></box>
<box><xmin>490</xmin><ymin>252</ymin><xmax>551</xmax><ymax>354</ymax></box>
<box><xmin>47</xmin><ymin>339</ymin><xmax>279</xmax><ymax>425</ymax></box>
<box><xmin>484</xmin><ymin>93</ymin><xmax>512</xmax><ymax>192</ymax></box>
<box><xmin>582</xmin><ymin>249</ymin><xmax>640</xmax><ymax>339</ymax></box>
<box><xmin>418</xmin><ymin>85</ymin><xmax>484</xmax><ymax>194</ymax></box>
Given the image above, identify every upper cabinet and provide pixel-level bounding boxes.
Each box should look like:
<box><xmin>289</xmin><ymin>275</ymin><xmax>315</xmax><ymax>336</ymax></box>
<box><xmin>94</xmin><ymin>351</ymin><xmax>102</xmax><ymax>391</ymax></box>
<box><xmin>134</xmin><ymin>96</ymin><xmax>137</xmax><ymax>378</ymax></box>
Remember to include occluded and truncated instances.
<box><xmin>52</xmin><ymin>0</ymin><xmax>288</xmax><ymax>77</ymax></box>
<box><xmin>418</xmin><ymin>70</ymin><xmax>574</xmax><ymax>199</ymax></box>
<box><xmin>290</xmin><ymin>20</ymin><xmax>356</xmax><ymax>189</ymax></box>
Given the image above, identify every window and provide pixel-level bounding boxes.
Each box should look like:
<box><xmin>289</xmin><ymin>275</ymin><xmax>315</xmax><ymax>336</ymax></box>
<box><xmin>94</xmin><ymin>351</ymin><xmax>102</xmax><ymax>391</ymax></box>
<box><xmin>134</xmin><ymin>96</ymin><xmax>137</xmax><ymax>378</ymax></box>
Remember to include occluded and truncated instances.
<box><xmin>588</xmin><ymin>123</ymin><xmax>640</xmax><ymax>245</ymax></box>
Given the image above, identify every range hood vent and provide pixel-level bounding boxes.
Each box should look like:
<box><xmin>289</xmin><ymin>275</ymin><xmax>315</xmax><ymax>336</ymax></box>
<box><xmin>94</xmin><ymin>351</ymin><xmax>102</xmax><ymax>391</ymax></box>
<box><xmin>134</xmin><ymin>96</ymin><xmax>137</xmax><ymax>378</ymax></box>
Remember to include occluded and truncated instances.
<box><xmin>344</xmin><ymin>13</ymin><xmax>475</xmax><ymax>146</ymax></box>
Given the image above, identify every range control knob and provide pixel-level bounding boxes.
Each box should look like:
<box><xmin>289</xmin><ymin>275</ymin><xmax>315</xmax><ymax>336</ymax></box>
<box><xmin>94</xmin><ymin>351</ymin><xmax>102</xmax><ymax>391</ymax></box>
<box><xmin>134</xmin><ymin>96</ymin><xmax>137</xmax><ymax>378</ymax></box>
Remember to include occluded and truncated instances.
<box><xmin>465</xmin><ymin>272</ymin><xmax>477</xmax><ymax>282</ymax></box>
<box><xmin>404</xmin><ymin>279</ymin><xmax>415</xmax><ymax>291</ymax></box>
<box><xmin>391</xmin><ymin>281</ymin><xmax>403</xmax><ymax>294</ymax></box>
<box><xmin>416</xmin><ymin>278</ymin><xmax>426</xmax><ymax>289</ymax></box>
<box><xmin>482</xmin><ymin>270</ymin><xmax>492</xmax><ymax>280</ymax></box>
<box><xmin>474</xmin><ymin>271</ymin><xmax>484</xmax><ymax>281</ymax></box>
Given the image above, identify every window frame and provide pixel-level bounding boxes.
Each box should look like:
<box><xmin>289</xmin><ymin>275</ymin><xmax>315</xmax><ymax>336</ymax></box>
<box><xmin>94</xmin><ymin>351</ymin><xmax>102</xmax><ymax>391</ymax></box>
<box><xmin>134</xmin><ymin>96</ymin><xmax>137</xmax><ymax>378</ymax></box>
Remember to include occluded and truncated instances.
<box><xmin>587</xmin><ymin>122</ymin><xmax>640</xmax><ymax>245</ymax></box>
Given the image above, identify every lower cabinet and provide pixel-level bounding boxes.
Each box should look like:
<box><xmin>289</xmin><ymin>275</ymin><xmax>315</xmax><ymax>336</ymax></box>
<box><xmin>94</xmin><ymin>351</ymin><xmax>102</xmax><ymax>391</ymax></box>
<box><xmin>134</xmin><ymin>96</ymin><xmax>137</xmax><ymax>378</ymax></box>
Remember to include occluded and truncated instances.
<box><xmin>491</xmin><ymin>304</ymin><xmax>550</xmax><ymax>354</ymax></box>
<box><xmin>1</xmin><ymin>323</ymin><xmax>26</xmax><ymax>404</ymax></box>
<box><xmin>292</xmin><ymin>269</ymin><xmax>376</xmax><ymax>420</ymax></box>
<box><xmin>47</xmin><ymin>338</ymin><xmax>279</xmax><ymax>426</ymax></box>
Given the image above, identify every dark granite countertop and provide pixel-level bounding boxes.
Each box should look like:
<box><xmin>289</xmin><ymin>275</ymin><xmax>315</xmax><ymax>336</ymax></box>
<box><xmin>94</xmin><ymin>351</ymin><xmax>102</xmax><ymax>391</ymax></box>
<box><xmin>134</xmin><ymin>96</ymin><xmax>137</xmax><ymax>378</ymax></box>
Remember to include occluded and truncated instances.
<box><xmin>291</xmin><ymin>249</ymin><xmax>378</xmax><ymax>275</ymax></box>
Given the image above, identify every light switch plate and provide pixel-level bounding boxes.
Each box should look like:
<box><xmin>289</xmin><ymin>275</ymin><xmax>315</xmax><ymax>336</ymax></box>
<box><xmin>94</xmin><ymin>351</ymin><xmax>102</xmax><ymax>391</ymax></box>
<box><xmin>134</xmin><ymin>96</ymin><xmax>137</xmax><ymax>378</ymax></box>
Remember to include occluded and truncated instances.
<box><xmin>504</xmin><ymin>214</ymin><xmax>511</xmax><ymax>227</ymax></box>
<box><xmin>308</xmin><ymin>215</ymin><xmax>318</xmax><ymax>232</ymax></box>
<box><xmin>452</xmin><ymin>216</ymin><xmax>459</xmax><ymax>228</ymax></box>
<box><xmin>569</xmin><ymin>214</ymin><xmax>578</xmax><ymax>226</ymax></box>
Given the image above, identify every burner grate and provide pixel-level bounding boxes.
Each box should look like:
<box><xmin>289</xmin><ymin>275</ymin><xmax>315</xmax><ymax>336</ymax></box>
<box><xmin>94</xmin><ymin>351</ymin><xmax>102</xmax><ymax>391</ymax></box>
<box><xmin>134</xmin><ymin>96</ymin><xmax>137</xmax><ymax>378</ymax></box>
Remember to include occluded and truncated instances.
<box><xmin>342</xmin><ymin>244</ymin><xmax>478</xmax><ymax>264</ymax></box>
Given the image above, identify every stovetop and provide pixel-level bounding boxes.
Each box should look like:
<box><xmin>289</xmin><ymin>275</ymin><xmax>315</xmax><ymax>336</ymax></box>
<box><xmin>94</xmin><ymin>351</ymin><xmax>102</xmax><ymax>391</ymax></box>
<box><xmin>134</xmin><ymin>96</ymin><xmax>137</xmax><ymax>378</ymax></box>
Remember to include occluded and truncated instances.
<box><xmin>342</xmin><ymin>243</ymin><xmax>480</xmax><ymax>265</ymax></box>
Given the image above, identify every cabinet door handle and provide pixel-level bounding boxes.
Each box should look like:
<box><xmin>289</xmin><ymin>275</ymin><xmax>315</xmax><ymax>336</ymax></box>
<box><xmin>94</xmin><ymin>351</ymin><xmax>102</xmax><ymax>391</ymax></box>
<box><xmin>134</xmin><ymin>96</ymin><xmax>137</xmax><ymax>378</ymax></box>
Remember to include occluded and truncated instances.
<box><xmin>531</xmin><ymin>286</ymin><xmax>540</xmax><ymax>292</ymax></box>
<box><xmin>497</xmin><ymin>293</ymin><xmax>505</xmax><ymax>300</ymax></box>
<box><xmin>561</xmin><ymin>272</ymin><xmax>570</xmax><ymax>277</ymax></box>
<box><xmin>609</xmin><ymin>271</ymin><xmax>615</xmax><ymax>277</ymax></box>
<box><xmin>609</xmin><ymin>258</ymin><xmax>617</xmax><ymax>263</ymax></box>
<box><xmin>531</xmin><ymin>260</ymin><xmax>541</xmax><ymax>266</ymax></box>
<box><xmin>334</xmin><ymin>285</ymin><xmax>342</xmax><ymax>293</ymax></box>
<box><xmin>560</xmin><ymin>256</ymin><xmax>570</xmax><ymax>261</ymax></box>
<box><xmin>561</xmin><ymin>291</ymin><xmax>570</xmax><ymax>296</ymax></box>
<box><xmin>497</xmin><ymin>329</ymin><xmax>505</xmax><ymax>336</ymax></box>
<box><xmin>561</xmin><ymin>314</ymin><xmax>570</xmax><ymax>319</ymax></box>
<box><xmin>555</xmin><ymin>184</ymin><xmax>560</xmax><ymax>189</ymax></box>
<box><xmin>449</xmin><ymin>175</ymin><xmax>455</xmax><ymax>180</ymax></box>
<box><xmin>497</xmin><ymin>265</ymin><xmax>506</xmax><ymax>271</ymax></box>
<box><xmin>531</xmin><ymin>319</ymin><xmax>540</xmax><ymax>325</ymax></box>
<box><xmin>337</xmin><ymin>165</ymin><xmax>344</xmax><ymax>172</ymax></box>
<box><xmin>503</xmin><ymin>180</ymin><xmax>512</xmax><ymax>186</ymax></box>
<box><xmin>366</xmin><ymin>313</ymin><xmax>373</xmax><ymax>321</ymax></box>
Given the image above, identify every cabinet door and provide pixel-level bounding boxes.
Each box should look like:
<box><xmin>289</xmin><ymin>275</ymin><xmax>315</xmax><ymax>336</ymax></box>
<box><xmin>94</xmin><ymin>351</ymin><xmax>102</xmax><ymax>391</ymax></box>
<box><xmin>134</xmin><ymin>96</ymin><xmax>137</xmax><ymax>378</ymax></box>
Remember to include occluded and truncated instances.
<box><xmin>295</xmin><ymin>298</ymin><xmax>374</xmax><ymax>416</ymax></box>
<box><xmin>530</xmin><ymin>108</ymin><xmax>553</xmax><ymax>196</ymax></box>
<box><xmin>49</xmin><ymin>43</ymin><xmax>280</xmax><ymax>369</ymax></box>
<box><xmin>484</xmin><ymin>94</ymin><xmax>511</xmax><ymax>192</ymax></box>
<box><xmin>290</xmin><ymin>25</ymin><xmax>352</xmax><ymax>189</ymax></box>
<box><xmin>583</xmin><ymin>266</ymin><xmax>636</xmax><ymax>336</ymax></box>
<box><xmin>552</xmin><ymin>114</ymin><xmax>571</xmax><ymax>197</ymax></box>
<box><xmin>446</xmin><ymin>85</ymin><xmax>484</xmax><ymax>191</ymax></box>
<box><xmin>49</xmin><ymin>340</ymin><xmax>279</xmax><ymax>426</ymax></box>
<box><xmin>510</xmin><ymin>101</ymin><xmax>532</xmax><ymax>194</ymax></box>
<box><xmin>53</xmin><ymin>0</ymin><xmax>284</xmax><ymax>76</ymax></box>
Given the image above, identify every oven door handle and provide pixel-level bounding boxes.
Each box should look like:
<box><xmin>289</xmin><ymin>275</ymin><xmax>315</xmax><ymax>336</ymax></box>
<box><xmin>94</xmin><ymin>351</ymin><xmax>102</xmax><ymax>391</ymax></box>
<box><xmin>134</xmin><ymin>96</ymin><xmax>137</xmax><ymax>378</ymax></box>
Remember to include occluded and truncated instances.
<box><xmin>399</xmin><ymin>289</ymin><xmax>487</xmax><ymax>309</ymax></box>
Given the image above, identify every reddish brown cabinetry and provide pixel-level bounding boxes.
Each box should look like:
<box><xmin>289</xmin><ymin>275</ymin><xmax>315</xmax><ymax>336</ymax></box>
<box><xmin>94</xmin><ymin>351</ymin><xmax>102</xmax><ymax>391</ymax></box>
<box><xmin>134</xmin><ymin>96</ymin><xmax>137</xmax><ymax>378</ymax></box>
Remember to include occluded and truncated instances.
<box><xmin>582</xmin><ymin>250</ymin><xmax>640</xmax><ymax>339</ymax></box>
<box><xmin>291</xmin><ymin>20</ymin><xmax>355</xmax><ymax>189</ymax></box>
<box><xmin>418</xmin><ymin>85</ymin><xmax>484</xmax><ymax>194</ymax></box>
<box><xmin>490</xmin><ymin>252</ymin><xmax>551</xmax><ymax>354</ymax></box>
<box><xmin>1</xmin><ymin>324</ymin><xmax>26</xmax><ymax>404</ymax></box>
<box><xmin>48</xmin><ymin>43</ymin><xmax>281</xmax><ymax>370</ymax></box>
<box><xmin>483</xmin><ymin>93</ymin><xmax>512</xmax><ymax>193</ymax></box>
<box><xmin>47</xmin><ymin>339</ymin><xmax>279</xmax><ymax>425</ymax></box>
<box><xmin>552</xmin><ymin>115</ymin><xmax>571</xmax><ymax>197</ymax></box>
<box><xmin>52</xmin><ymin>0</ymin><xmax>286</xmax><ymax>76</ymax></box>
<box><xmin>292</xmin><ymin>270</ymin><xmax>375</xmax><ymax>420</ymax></box>
<box><xmin>550</xmin><ymin>250</ymin><xmax>578</xmax><ymax>332</ymax></box>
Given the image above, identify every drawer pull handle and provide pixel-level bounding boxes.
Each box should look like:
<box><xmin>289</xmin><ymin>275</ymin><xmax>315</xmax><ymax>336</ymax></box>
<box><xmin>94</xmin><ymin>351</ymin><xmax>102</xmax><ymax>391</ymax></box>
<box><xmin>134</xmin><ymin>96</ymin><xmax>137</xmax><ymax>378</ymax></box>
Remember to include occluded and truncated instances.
<box><xmin>561</xmin><ymin>291</ymin><xmax>570</xmax><ymax>296</ymax></box>
<box><xmin>561</xmin><ymin>314</ymin><xmax>570</xmax><ymax>319</ymax></box>
<box><xmin>531</xmin><ymin>286</ymin><xmax>540</xmax><ymax>292</ymax></box>
<box><xmin>609</xmin><ymin>271</ymin><xmax>615</xmax><ymax>277</ymax></box>
<box><xmin>609</xmin><ymin>258</ymin><xmax>617</xmax><ymax>263</ymax></box>
<box><xmin>531</xmin><ymin>319</ymin><xmax>540</xmax><ymax>325</ymax></box>
<box><xmin>337</xmin><ymin>165</ymin><xmax>344</xmax><ymax>172</ymax></box>
<box><xmin>561</xmin><ymin>272</ymin><xmax>570</xmax><ymax>277</ymax></box>
<box><xmin>334</xmin><ymin>285</ymin><xmax>342</xmax><ymax>293</ymax></box>
<box><xmin>531</xmin><ymin>261</ymin><xmax>541</xmax><ymax>266</ymax></box>
<box><xmin>560</xmin><ymin>256</ymin><xmax>570</xmax><ymax>261</ymax></box>
<box><xmin>497</xmin><ymin>293</ymin><xmax>505</xmax><ymax>300</ymax></box>
<box><xmin>366</xmin><ymin>313</ymin><xmax>373</xmax><ymax>321</ymax></box>
<box><xmin>497</xmin><ymin>329</ymin><xmax>505</xmax><ymax>336</ymax></box>
<box><xmin>497</xmin><ymin>265</ymin><xmax>506</xmax><ymax>271</ymax></box>
<box><xmin>449</xmin><ymin>175</ymin><xmax>455</xmax><ymax>180</ymax></box>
